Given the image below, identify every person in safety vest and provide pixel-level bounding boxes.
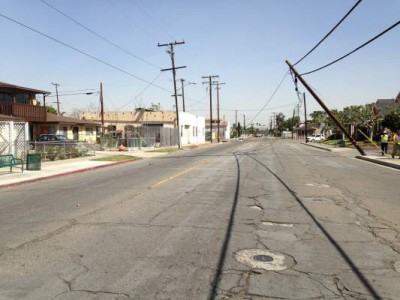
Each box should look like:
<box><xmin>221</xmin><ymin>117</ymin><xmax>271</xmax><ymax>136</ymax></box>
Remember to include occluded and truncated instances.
<box><xmin>380</xmin><ymin>131</ymin><xmax>389</xmax><ymax>155</ymax></box>
<box><xmin>391</xmin><ymin>129</ymin><xmax>400</xmax><ymax>159</ymax></box>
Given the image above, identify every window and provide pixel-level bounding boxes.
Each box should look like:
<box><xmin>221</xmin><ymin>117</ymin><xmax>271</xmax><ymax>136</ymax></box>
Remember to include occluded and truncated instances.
<box><xmin>16</xmin><ymin>94</ymin><xmax>29</xmax><ymax>104</ymax></box>
<box><xmin>58</xmin><ymin>127</ymin><xmax>68</xmax><ymax>137</ymax></box>
<box><xmin>86</xmin><ymin>128</ymin><xmax>94</xmax><ymax>136</ymax></box>
<box><xmin>0</xmin><ymin>92</ymin><xmax>13</xmax><ymax>102</ymax></box>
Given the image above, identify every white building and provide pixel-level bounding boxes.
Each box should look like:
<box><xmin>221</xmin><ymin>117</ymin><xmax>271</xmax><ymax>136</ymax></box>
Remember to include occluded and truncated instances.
<box><xmin>179</xmin><ymin>112</ymin><xmax>206</xmax><ymax>145</ymax></box>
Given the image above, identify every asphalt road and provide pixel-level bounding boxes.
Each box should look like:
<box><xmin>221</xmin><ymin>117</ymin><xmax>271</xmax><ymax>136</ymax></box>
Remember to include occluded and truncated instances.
<box><xmin>0</xmin><ymin>138</ymin><xmax>399</xmax><ymax>300</ymax></box>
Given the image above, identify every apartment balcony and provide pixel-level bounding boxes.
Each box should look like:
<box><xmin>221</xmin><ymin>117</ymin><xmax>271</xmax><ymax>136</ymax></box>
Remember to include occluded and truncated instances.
<box><xmin>0</xmin><ymin>102</ymin><xmax>46</xmax><ymax>122</ymax></box>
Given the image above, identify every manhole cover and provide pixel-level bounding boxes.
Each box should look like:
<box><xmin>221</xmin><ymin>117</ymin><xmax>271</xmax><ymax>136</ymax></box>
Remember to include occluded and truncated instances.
<box><xmin>253</xmin><ymin>255</ymin><xmax>273</xmax><ymax>262</ymax></box>
<box><xmin>235</xmin><ymin>249</ymin><xmax>292</xmax><ymax>271</ymax></box>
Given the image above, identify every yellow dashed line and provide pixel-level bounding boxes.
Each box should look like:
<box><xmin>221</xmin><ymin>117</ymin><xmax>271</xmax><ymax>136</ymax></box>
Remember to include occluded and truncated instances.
<box><xmin>150</xmin><ymin>159</ymin><xmax>213</xmax><ymax>189</ymax></box>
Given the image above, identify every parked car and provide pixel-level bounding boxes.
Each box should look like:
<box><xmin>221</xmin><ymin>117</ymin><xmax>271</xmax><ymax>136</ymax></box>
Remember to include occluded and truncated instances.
<box><xmin>306</xmin><ymin>134</ymin><xmax>316</xmax><ymax>142</ymax></box>
<box><xmin>307</xmin><ymin>134</ymin><xmax>325</xmax><ymax>142</ymax></box>
<box><xmin>32</xmin><ymin>134</ymin><xmax>78</xmax><ymax>149</ymax></box>
<box><xmin>36</xmin><ymin>134</ymin><xmax>77</xmax><ymax>144</ymax></box>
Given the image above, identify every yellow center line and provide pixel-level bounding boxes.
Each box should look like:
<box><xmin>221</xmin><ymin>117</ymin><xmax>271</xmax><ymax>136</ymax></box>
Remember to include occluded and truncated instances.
<box><xmin>150</xmin><ymin>158</ymin><xmax>213</xmax><ymax>189</ymax></box>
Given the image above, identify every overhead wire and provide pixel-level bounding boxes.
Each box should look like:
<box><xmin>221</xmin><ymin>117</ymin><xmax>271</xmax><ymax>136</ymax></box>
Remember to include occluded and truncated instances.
<box><xmin>294</xmin><ymin>0</ymin><xmax>363</xmax><ymax>66</ymax></box>
<box><xmin>39</xmin><ymin>0</ymin><xmax>162</xmax><ymax>69</ymax></box>
<box><xmin>117</xmin><ymin>71</ymin><xmax>163</xmax><ymax>110</ymax></box>
<box><xmin>247</xmin><ymin>71</ymin><xmax>289</xmax><ymax>126</ymax></box>
<box><xmin>301</xmin><ymin>20</ymin><xmax>400</xmax><ymax>76</ymax></box>
<box><xmin>0</xmin><ymin>12</ymin><xmax>173</xmax><ymax>94</ymax></box>
<box><xmin>131</xmin><ymin>0</ymin><xmax>175</xmax><ymax>40</ymax></box>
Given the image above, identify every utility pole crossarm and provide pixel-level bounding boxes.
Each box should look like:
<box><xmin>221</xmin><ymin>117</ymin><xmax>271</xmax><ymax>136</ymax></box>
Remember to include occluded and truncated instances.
<box><xmin>161</xmin><ymin>66</ymin><xmax>186</xmax><ymax>72</ymax></box>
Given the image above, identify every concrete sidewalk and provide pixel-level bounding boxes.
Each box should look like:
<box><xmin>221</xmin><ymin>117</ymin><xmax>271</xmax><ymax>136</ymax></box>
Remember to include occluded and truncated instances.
<box><xmin>0</xmin><ymin>149</ymin><xmax>171</xmax><ymax>189</ymax></box>
<box><xmin>301</xmin><ymin>141</ymin><xmax>400</xmax><ymax>170</ymax></box>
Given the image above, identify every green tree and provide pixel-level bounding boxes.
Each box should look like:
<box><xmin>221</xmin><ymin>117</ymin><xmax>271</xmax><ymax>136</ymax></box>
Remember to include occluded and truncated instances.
<box><xmin>275</xmin><ymin>113</ymin><xmax>286</xmax><ymax>133</ymax></box>
<box><xmin>382</xmin><ymin>112</ymin><xmax>400</xmax><ymax>131</ymax></box>
<box><xmin>46</xmin><ymin>106</ymin><xmax>57</xmax><ymax>114</ymax></box>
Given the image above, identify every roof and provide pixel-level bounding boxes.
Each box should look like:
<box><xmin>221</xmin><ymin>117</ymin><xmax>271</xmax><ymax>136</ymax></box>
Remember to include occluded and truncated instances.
<box><xmin>375</xmin><ymin>99</ymin><xmax>400</xmax><ymax>117</ymax></box>
<box><xmin>0</xmin><ymin>114</ymin><xmax>25</xmax><ymax>121</ymax></box>
<box><xmin>46</xmin><ymin>113</ymin><xmax>101</xmax><ymax>125</ymax></box>
<box><xmin>0</xmin><ymin>81</ymin><xmax>51</xmax><ymax>95</ymax></box>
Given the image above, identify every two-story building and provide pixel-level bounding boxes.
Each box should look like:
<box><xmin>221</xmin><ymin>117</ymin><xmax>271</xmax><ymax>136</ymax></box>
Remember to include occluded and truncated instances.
<box><xmin>0</xmin><ymin>81</ymin><xmax>100</xmax><ymax>142</ymax></box>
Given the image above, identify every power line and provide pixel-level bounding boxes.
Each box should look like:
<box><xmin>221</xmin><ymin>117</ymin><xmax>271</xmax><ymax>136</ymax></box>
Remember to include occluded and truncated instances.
<box><xmin>301</xmin><ymin>20</ymin><xmax>400</xmax><ymax>76</ymax></box>
<box><xmin>294</xmin><ymin>0</ymin><xmax>363</xmax><ymax>66</ymax></box>
<box><xmin>39</xmin><ymin>0</ymin><xmax>162</xmax><ymax>69</ymax></box>
<box><xmin>132</xmin><ymin>0</ymin><xmax>175</xmax><ymax>40</ymax></box>
<box><xmin>0</xmin><ymin>12</ymin><xmax>173</xmax><ymax>94</ymax></box>
<box><xmin>247</xmin><ymin>71</ymin><xmax>289</xmax><ymax>126</ymax></box>
<box><xmin>58</xmin><ymin>88</ymin><xmax>96</xmax><ymax>93</ymax></box>
<box><xmin>117</xmin><ymin>72</ymin><xmax>163</xmax><ymax>110</ymax></box>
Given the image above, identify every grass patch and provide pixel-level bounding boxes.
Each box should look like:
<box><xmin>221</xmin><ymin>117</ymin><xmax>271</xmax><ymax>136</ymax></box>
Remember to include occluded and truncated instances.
<box><xmin>91</xmin><ymin>155</ymin><xmax>139</xmax><ymax>162</ymax></box>
<box><xmin>147</xmin><ymin>148</ymin><xmax>180</xmax><ymax>153</ymax></box>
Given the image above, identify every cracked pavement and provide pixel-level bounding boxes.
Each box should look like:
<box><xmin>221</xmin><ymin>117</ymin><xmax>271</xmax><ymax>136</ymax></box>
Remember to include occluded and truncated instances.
<box><xmin>0</xmin><ymin>138</ymin><xmax>399</xmax><ymax>299</ymax></box>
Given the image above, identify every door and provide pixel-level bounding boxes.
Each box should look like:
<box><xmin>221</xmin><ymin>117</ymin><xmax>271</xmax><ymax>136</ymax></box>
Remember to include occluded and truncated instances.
<box><xmin>73</xmin><ymin>127</ymin><xmax>79</xmax><ymax>141</ymax></box>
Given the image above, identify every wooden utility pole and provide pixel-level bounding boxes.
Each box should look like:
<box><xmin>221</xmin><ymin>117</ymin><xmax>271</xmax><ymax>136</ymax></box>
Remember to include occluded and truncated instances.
<box><xmin>235</xmin><ymin>109</ymin><xmax>238</xmax><ymax>139</ymax></box>
<box><xmin>179</xmin><ymin>79</ymin><xmax>195</xmax><ymax>113</ymax></box>
<box><xmin>51</xmin><ymin>82</ymin><xmax>60</xmax><ymax>115</ymax></box>
<box><xmin>304</xmin><ymin>92</ymin><xmax>308</xmax><ymax>143</ymax></box>
<box><xmin>286</xmin><ymin>60</ymin><xmax>365</xmax><ymax>155</ymax></box>
<box><xmin>212</xmin><ymin>81</ymin><xmax>225</xmax><ymax>143</ymax></box>
<box><xmin>202</xmin><ymin>75</ymin><xmax>219</xmax><ymax>143</ymax></box>
<box><xmin>99</xmin><ymin>82</ymin><xmax>104</xmax><ymax>137</ymax></box>
<box><xmin>292</xmin><ymin>108</ymin><xmax>296</xmax><ymax>139</ymax></box>
<box><xmin>180</xmin><ymin>79</ymin><xmax>186</xmax><ymax>112</ymax></box>
<box><xmin>243</xmin><ymin>114</ymin><xmax>246</xmax><ymax>136</ymax></box>
<box><xmin>158</xmin><ymin>41</ymin><xmax>186</xmax><ymax>149</ymax></box>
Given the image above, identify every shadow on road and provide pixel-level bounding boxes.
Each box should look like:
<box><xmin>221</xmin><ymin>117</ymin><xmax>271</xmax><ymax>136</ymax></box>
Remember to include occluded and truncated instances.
<box><xmin>208</xmin><ymin>153</ymin><xmax>241</xmax><ymax>300</ymax></box>
<box><xmin>246</xmin><ymin>153</ymin><xmax>381</xmax><ymax>300</ymax></box>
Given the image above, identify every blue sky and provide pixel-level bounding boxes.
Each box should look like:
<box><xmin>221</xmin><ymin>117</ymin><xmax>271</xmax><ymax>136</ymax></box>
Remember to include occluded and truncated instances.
<box><xmin>1</xmin><ymin>0</ymin><xmax>399</xmax><ymax>126</ymax></box>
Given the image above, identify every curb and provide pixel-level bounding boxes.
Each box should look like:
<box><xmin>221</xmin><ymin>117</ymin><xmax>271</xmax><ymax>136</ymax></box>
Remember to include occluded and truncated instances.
<box><xmin>355</xmin><ymin>156</ymin><xmax>400</xmax><ymax>170</ymax></box>
<box><xmin>0</xmin><ymin>158</ymin><xmax>141</xmax><ymax>189</ymax></box>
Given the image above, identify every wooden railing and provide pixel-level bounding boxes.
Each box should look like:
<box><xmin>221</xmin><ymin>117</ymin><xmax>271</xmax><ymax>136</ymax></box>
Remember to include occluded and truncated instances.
<box><xmin>0</xmin><ymin>103</ymin><xmax>46</xmax><ymax>122</ymax></box>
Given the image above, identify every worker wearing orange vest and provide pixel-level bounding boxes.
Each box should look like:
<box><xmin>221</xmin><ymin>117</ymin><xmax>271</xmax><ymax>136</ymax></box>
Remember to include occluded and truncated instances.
<box><xmin>392</xmin><ymin>130</ymin><xmax>400</xmax><ymax>159</ymax></box>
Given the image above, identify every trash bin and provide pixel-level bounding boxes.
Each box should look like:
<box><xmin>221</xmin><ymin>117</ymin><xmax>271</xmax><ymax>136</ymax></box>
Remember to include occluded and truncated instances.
<box><xmin>26</xmin><ymin>153</ymin><xmax>41</xmax><ymax>170</ymax></box>
<box><xmin>338</xmin><ymin>140</ymin><xmax>345</xmax><ymax>148</ymax></box>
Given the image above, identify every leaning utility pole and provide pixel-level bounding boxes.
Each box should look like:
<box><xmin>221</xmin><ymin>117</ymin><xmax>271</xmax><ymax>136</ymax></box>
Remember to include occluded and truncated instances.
<box><xmin>158</xmin><ymin>41</ymin><xmax>186</xmax><ymax>149</ymax></box>
<box><xmin>51</xmin><ymin>82</ymin><xmax>60</xmax><ymax>115</ymax></box>
<box><xmin>99</xmin><ymin>82</ymin><xmax>104</xmax><ymax>137</ymax></box>
<box><xmin>202</xmin><ymin>75</ymin><xmax>219</xmax><ymax>143</ymax></box>
<box><xmin>212</xmin><ymin>81</ymin><xmax>225</xmax><ymax>143</ymax></box>
<box><xmin>286</xmin><ymin>60</ymin><xmax>365</xmax><ymax>155</ymax></box>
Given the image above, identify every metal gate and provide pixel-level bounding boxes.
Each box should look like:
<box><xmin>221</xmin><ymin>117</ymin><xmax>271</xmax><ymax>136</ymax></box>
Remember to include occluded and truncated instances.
<box><xmin>0</xmin><ymin>121</ymin><xmax>28</xmax><ymax>159</ymax></box>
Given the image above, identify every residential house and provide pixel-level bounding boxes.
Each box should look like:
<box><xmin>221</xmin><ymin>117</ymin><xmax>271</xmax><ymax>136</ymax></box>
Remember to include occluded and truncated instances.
<box><xmin>37</xmin><ymin>113</ymin><xmax>100</xmax><ymax>142</ymax></box>
<box><xmin>0</xmin><ymin>81</ymin><xmax>100</xmax><ymax>141</ymax></box>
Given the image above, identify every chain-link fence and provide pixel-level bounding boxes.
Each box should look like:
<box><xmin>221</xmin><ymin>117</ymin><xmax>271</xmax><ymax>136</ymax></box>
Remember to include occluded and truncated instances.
<box><xmin>101</xmin><ymin>127</ymin><xmax>179</xmax><ymax>149</ymax></box>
